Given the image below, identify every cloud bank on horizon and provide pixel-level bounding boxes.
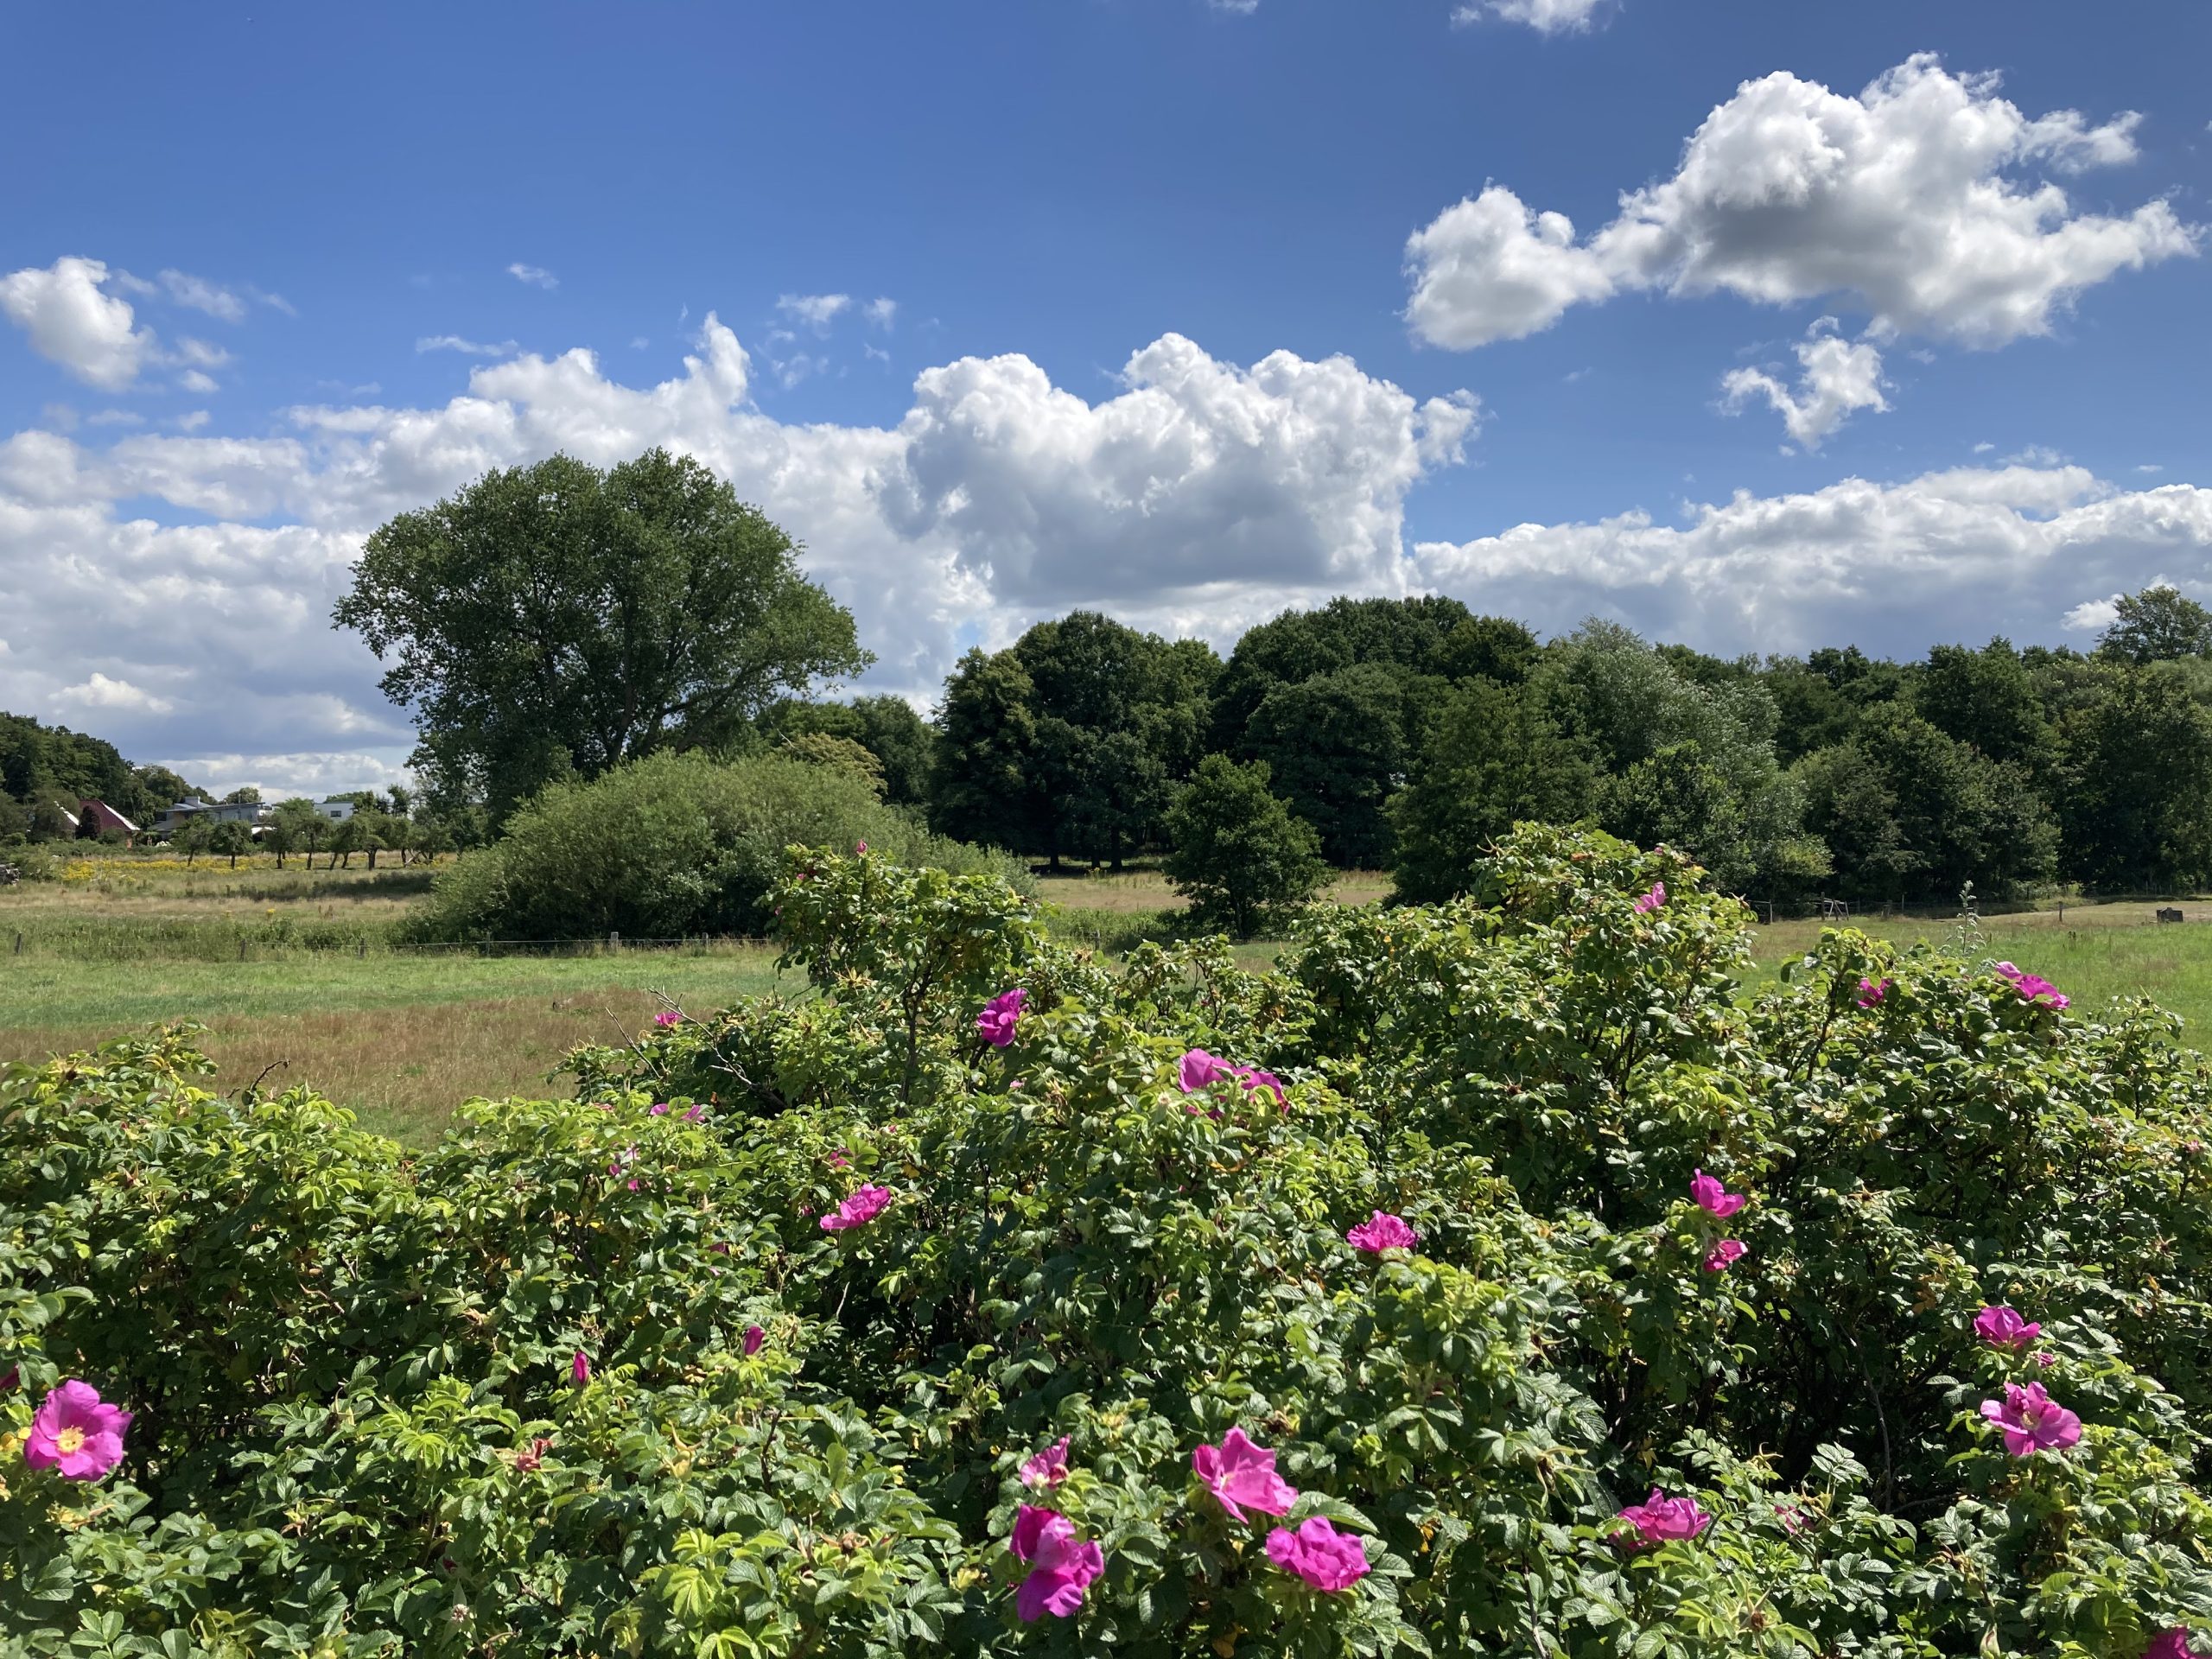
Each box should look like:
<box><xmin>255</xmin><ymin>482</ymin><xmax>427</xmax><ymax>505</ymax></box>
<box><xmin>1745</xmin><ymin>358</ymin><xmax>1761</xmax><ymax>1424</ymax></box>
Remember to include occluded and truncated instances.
<box><xmin>1</xmin><ymin>42</ymin><xmax>2206</xmax><ymax>798</ymax></box>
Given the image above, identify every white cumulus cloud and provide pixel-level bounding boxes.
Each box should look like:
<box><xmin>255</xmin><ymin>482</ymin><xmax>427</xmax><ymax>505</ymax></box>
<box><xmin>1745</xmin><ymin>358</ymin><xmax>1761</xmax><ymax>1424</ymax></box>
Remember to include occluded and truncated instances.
<box><xmin>1414</xmin><ymin>465</ymin><xmax>2212</xmax><ymax>655</ymax></box>
<box><xmin>1406</xmin><ymin>55</ymin><xmax>2196</xmax><ymax>350</ymax></box>
<box><xmin>58</xmin><ymin>672</ymin><xmax>174</xmax><ymax>715</ymax></box>
<box><xmin>0</xmin><ymin>257</ymin><xmax>161</xmax><ymax>389</ymax></box>
<box><xmin>0</xmin><ymin>316</ymin><xmax>1477</xmax><ymax>770</ymax></box>
<box><xmin>1720</xmin><ymin>321</ymin><xmax>1889</xmax><ymax>448</ymax></box>
<box><xmin>506</xmin><ymin>263</ymin><xmax>559</xmax><ymax>290</ymax></box>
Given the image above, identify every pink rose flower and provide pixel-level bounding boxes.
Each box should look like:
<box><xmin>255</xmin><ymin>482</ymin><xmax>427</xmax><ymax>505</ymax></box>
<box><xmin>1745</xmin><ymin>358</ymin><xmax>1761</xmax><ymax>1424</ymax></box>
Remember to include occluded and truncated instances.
<box><xmin>820</xmin><ymin>1184</ymin><xmax>893</xmax><ymax>1232</ymax></box>
<box><xmin>649</xmin><ymin>1103</ymin><xmax>670</xmax><ymax>1116</ymax></box>
<box><xmin>977</xmin><ymin>988</ymin><xmax>1027</xmax><ymax>1048</ymax></box>
<box><xmin>654</xmin><ymin>1010</ymin><xmax>681</xmax><ymax>1028</ymax></box>
<box><xmin>1980</xmin><ymin>1382</ymin><xmax>2082</xmax><ymax>1456</ymax></box>
<box><xmin>1994</xmin><ymin>961</ymin><xmax>2070</xmax><ymax>1010</ymax></box>
<box><xmin>1617</xmin><ymin>1488</ymin><xmax>1713</xmax><ymax>1548</ymax></box>
<box><xmin>23</xmin><ymin>1380</ymin><xmax>131</xmax><ymax>1482</ymax></box>
<box><xmin>1973</xmin><ymin>1305</ymin><xmax>2042</xmax><ymax>1351</ymax></box>
<box><xmin>683</xmin><ymin>1104</ymin><xmax>706</xmax><ymax>1124</ymax></box>
<box><xmin>2145</xmin><ymin>1629</ymin><xmax>2207</xmax><ymax>1659</ymax></box>
<box><xmin>1345</xmin><ymin>1211</ymin><xmax>1418</xmax><ymax>1254</ymax></box>
<box><xmin>1265</xmin><ymin>1516</ymin><xmax>1370</xmax><ymax>1592</ymax></box>
<box><xmin>1020</xmin><ymin>1435</ymin><xmax>1071</xmax><ymax>1488</ymax></box>
<box><xmin>742</xmin><ymin>1325</ymin><xmax>766</xmax><ymax>1357</ymax></box>
<box><xmin>1703</xmin><ymin>1239</ymin><xmax>1747</xmax><ymax>1273</ymax></box>
<box><xmin>1690</xmin><ymin>1168</ymin><xmax>1746</xmax><ymax>1218</ymax></box>
<box><xmin>514</xmin><ymin>1436</ymin><xmax>552</xmax><ymax>1472</ymax></box>
<box><xmin>1178</xmin><ymin>1048</ymin><xmax>1287</xmax><ymax>1105</ymax></box>
<box><xmin>1009</xmin><ymin>1505</ymin><xmax>1104</xmax><ymax>1622</ymax></box>
<box><xmin>1192</xmin><ymin>1427</ymin><xmax>1298</xmax><ymax>1522</ymax></box>
<box><xmin>571</xmin><ymin>1350</ymin><xmax>591</xmax><ymax>1384</ymax></box>
<box><xmin>1856</xmin><ymin>976</ymin><xmax>1891</xmax><ymax>1008</ymax></box>
<box><xmin>1633</xmin><ymin>880</ymin><xmax>1667</xmax><ymax>913</ymax></box>
<box><xmin>1179</xmin><ymin>1048</ymin><xmax>1231</xmax><ymax>1093</ymax></box>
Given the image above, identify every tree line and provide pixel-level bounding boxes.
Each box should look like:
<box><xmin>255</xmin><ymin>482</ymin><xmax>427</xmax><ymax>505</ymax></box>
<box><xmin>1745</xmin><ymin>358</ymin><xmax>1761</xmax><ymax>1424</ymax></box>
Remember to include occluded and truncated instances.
<box><xmin>22</xmin><ymin>448</ymin><xmax>2212</xmax><ymax>917</ymax></box>
<box><xmin>919</xmin><ymin>584</ymin><xmax>2212</xmax><ymax>908</ymax></box>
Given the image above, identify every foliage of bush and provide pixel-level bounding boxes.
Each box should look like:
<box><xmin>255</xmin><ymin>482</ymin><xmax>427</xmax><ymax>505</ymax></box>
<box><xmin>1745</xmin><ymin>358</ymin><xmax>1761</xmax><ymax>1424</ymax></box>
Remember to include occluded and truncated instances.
<box><xmin>7</xmin><ymin>826</ymin><xmax>2212</xmax><ymax>1656</ymax></box>
<box><xmin>410</xmin><ymin>750</ymin><xmax>1027</xmax><ymax>942</ymax></box>
<box><xmin>1162</xmin><ymin>754</ymin><xmax>1328</xmax><ymax>938</ymax></box>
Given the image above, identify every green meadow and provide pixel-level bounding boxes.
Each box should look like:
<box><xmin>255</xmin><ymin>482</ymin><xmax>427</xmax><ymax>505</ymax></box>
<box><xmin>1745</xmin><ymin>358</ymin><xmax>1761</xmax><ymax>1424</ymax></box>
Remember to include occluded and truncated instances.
<box><xmin>7</xmin><ymin>853</ymin><xmax>2209</xmax><ymax>1145</ymax></box>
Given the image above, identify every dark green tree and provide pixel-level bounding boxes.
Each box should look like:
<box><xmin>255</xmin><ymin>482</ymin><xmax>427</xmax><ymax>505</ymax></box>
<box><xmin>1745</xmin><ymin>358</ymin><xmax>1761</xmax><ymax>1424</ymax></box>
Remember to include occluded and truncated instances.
<box><xmin>333</xmin><ymin>448</ymin><xmax>871</xmax><ymax>821</ymax></box>
<box><xmin>1915</xmin><ymin>639</ymin><xmax>2056</xmax><ymax>772</ymax></box>
<box><xmin>1796</xmin><ymin>706</ymin><xmax>2057</xmax><ymax>903</ymax></box>
<box><xmin>761</xmin><ymin>695</ymin><xmax>935</xmax><ymax>806</ymax></box>
<box><xmin>208</xmin><ymin>819</ymin><xmax>254</xmax><ymax>868</ymax></box>
<box><xmin>171</xmin><ymin>814</ymin><xmax>216</xmax><ymax>865</ymax></box>
<box><xmin>1243</xmin><ymin>664</ymin><xmax>1408</xmax><ymax>868</ymax></box>
<box><xmin>1389</xmin><ymin>677</ymin><xmax>1599</xmax><ymax>903</ymax></box>
<box><xmin>2057</xmin><ymin>665</ymin><xmax>2212</xmax><ymax>889</ymax></box>
<box><xmin>1759</xmin><ymin>647</ymin><xmax>1908</xmax><ymax>766</ymax></box>
<box><xmin>931</xmin><ymin>612</ymin><xmax>1215</xmax><ymax>868</ymax></box>
<box><xmin>1162</xmin><ymin>754</ymin><xmax>1326</xmax><ymax>938</ymax></box>
<box><xmin>1543</xmin><ymin>621</ymin><xmax>1810</xmax><ymax>893</ymax></box>
<box><xmin>2095</xmin><ymin>585</ymin><xmax>2212</xmax><ymax>665</ymax></box>
<box><xmin>1208</xmin><ymin>594</ymin><xmax>1485</xmax><ymax>753</ymax></box>
<box><xmin>929</xmin><ymin>649</ymin><xmax>1042</xmax><ymax>856</ymax></box>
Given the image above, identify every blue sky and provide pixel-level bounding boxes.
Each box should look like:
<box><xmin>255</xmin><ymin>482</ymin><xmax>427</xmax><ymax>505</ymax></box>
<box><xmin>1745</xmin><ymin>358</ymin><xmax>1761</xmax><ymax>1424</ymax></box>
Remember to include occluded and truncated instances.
<box><xmin>3</xmin><ymin>0</ymin><xmax>2209</xmax><ymax>794</ymax></box>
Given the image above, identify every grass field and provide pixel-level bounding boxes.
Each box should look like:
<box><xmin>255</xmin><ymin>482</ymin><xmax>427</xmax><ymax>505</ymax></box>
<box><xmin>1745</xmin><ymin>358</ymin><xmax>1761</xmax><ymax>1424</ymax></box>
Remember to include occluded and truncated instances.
<box><xmin>8</xmin><ymin>855</ymin><xmax>2211</xmax><ymax>1146</ymax></box>
<box><xmin>1745</xmin><ymin>899</ymin><xmax>2212</xmax><ymax>1034</ymax></box>
<box><xmin>0</xmin><ymin>946</ymin><xmax>786</xmax><ymax>1143</ymax></box>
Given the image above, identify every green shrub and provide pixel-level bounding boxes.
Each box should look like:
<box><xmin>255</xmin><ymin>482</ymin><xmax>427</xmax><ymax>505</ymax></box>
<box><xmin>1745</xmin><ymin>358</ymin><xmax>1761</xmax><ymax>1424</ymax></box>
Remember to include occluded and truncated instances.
<box><xmin>6</xmin><ymin>827</ymin><xmax>2212</xmax><ymax>1656</ymax></box>
<box><xmin>410</xmin><ymin>749</ymin><xmax>1026</xmax><ymax>942</ymax></box>
<box><xmin>1163</xmin><ymin>753</ymin><xmax>1327</xmax><ymax>938</ymax></box>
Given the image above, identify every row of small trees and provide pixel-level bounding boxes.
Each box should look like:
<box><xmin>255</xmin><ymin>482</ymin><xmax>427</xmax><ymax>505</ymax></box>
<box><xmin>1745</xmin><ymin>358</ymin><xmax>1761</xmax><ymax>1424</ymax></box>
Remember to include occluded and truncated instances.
<box><xmin>163</xmin><ymin>793</ymin><xmax>460</xmax><ymax>870</ymax></box>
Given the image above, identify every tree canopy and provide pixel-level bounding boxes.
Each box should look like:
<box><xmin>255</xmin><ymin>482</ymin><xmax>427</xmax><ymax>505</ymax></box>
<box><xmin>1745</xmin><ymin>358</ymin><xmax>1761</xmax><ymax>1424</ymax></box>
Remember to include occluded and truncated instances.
<box><xmin>333</xmin><ymin>448</ymin><xmax>870</xmax><ymax>821</ymax></box>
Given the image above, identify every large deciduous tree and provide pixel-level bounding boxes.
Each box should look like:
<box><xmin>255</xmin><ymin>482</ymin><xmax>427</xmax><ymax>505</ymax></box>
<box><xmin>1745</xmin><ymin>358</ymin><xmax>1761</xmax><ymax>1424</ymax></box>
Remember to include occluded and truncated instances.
<box><xmin>333</xmin><ymin>448</ymin><xmax>870</xmax><ymax>821</ymax></box>
<box><xmin>928</xmin><ymin>613</ymin><xmax>1217</xmax><ymax>868</ymax></box>
<box><xmin>1163</xmin><ymin>754</ymin><xmax>1326</xmax><ymax>938</ymax></box>
<box><xmin>2094</xmin><ymin>584</ymin><xmax>2212</xmax><ymax>665</ymax></box>
<box><xmin>2057</xmin><ymin>665</ymin><xmax>2212</xmax><ymax>890</ymax></box>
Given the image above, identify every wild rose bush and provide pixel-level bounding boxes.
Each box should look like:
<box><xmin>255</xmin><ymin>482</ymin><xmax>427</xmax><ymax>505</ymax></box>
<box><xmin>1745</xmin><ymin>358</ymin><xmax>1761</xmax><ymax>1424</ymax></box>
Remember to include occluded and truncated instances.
<box><xmin>5</xmin><ymin>826</ymin><xmax>2212</xmax><ymax>1657</ymax></box>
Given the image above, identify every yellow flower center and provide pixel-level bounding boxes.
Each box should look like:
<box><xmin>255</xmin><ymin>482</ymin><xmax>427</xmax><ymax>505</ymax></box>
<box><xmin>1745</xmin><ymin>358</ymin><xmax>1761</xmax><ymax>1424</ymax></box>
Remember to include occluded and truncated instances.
<box><xmin>56</xmin><ymin>1427</ymin><xmax>86</xmax><ymax>1455</ymax></box>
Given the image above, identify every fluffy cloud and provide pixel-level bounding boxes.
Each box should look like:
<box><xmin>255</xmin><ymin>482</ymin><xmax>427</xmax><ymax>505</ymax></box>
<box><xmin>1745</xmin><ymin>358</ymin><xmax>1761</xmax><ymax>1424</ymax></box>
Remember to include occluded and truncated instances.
<box><xmin>10</xmin><ymin>295</ymin><xmax>2207</xmax><ymax>799</ymax></box>
<box><xmin>1452</xmin><ymin>0</ymin><xmax>1608</xmax><ymax>34</ymax></box>
<box><xmin>876</xmin><ymin>335</ymin><xmax>1480</xmax><ymax>614</ymax></box>
<box><xmin>58</xmin><ymin>672</ymin><xmax>173</xmax><ymax>715</ymax></box>
<box><xmin>0</xmin><ymin>257</ymin><xmax>159</xmax><ymax>389</ymax></box>
<box><xmin>777</xmin><ymin>293</ymin><xmax>851</xmax><ymax>332</ymax></box>
<box><xmin>1406</xmin><ymin>55</ymin><xmax>2196</xmax><ymax>349</ymax></box>
<box><xmin>506</xmin><ymin>263</ymin><xmax>559</xmax><ymax>289</ymax></box>
<box><xmin>0</xmin><ymin>317</ymin><xmax>1476</xmax><ymax>785</ymax></box>
<box><xmin>1414</xmin><ymin>465</ymin><xmax>2212</xmax><ymax>655</ymax></box>
<box><xmin>1720</xmin><ymin>321</ymin><xmax>1888</xmax><ymax>448</ymax></box>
